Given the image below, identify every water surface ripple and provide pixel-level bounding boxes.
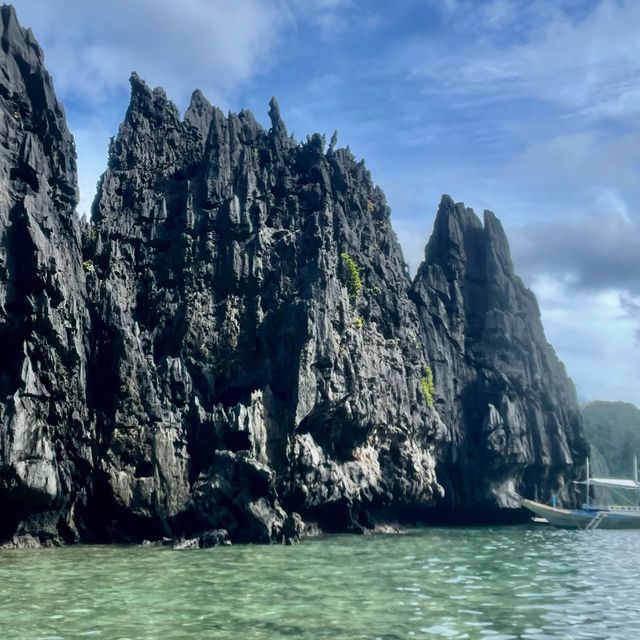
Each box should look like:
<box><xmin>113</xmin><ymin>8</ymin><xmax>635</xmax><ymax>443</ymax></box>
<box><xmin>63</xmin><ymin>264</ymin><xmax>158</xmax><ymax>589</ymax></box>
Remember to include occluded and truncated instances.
<box><xmin>1</xmin><ymin>526</ymin><xmax>639</xmax><ymax>639</ymax></box>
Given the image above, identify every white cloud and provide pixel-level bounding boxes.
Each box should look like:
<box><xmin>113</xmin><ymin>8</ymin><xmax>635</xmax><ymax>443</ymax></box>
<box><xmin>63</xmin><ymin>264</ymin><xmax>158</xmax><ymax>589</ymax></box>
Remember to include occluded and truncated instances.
<box><xmin>12</xmin><ymin>0</ymin><xmax>293</xmax><ymax>108</ymax></box>
<box><xmin>288</xmin><ymin>0</ymin><xmax>383</xmax><ymax>41</ymax></box>
<box><xmin>509</xmin><ymin>129</ymin><xmax>640</xmax><ymax>196</ymax></box>
<box><xmin>479</xmin><ymin>0</ymin><xmax>520</xmax><ymax>29</ymax></box>
<box><xmin>620</xmin><ymin>295</ymin><xmax>640</xmax><ymax>345</ymax></box>
<box><xmin>510</xmin><ymin>213</ymin><xmax>640</xmax><ymax>295</ymax></box>
<box><xmin>409</xmin><ymin>0</ymin><xmax>640</xmax><ymax>120</ymax></box>
<box><xmin>529</xmin><ymin>275</ymin><xmax>640</xmax><ymax>406</ymax></box>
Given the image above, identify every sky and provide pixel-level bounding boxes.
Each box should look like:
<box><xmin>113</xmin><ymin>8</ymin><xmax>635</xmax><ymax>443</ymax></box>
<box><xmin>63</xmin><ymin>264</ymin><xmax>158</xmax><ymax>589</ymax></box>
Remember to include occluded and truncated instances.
<box><xmin>10</xmin><ymin>0</ymin><xmax>640</xmax><ymax>407</ymax></box>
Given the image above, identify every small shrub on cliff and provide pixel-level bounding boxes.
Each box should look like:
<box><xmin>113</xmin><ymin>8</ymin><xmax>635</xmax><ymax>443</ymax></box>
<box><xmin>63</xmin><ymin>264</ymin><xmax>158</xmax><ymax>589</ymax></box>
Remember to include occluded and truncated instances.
<box><xmin>82</xmin><ymin>259</ymin><xmax>95</xmax><ymax>273</ymax></box>
<box><xmin>340</xmin><ymin>252</ymin><xmax>362</xmax><ymax>300</ymax></box>
<box><xmin>421</xmin><ymin>366</ymin><xmax>435</xmax><ymax>407</ymax></box>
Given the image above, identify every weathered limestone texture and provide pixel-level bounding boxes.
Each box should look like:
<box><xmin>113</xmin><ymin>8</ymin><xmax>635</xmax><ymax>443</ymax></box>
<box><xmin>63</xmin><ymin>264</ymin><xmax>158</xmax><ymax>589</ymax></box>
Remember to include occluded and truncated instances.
<box><xmin>0</xmin><ymin>5</ymin><xmax>586</xmax><ymax>545</ymax></box>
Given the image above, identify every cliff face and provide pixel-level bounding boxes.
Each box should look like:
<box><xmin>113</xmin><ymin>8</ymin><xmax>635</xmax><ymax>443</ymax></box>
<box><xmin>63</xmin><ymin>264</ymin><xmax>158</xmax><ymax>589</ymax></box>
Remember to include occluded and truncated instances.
<box><xmin>0</xmin><ymin>5</ymin><xmax>587</xmax><ymax>546</ymax></box>
<box><xmin>411</xmin><ymin>196</ymin><xmax>587</xmax><ymax>514</ymax></box>
<box><xmin>0</xmin><ymin>5</ymin><xmax>92</xmax><ymax>543</ymax></box>
<box><xmin>81</xmin><ymin>74</ymin><xmax>441</xmax><ymax>541</ymax></box>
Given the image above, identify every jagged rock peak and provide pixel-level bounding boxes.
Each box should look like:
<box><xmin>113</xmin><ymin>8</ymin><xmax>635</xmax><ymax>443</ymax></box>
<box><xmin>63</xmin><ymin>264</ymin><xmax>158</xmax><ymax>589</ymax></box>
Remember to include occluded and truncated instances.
<box><xmin>187</xmin><ymin>88</ymin><xmax>213</xmax><ymax>116</ymax></box>
<box><xmin>0</xmin><ymin>3</ymin><xmax>77</xmax><ymax>205</ymax></box>
<box><xmin>129</xmin><ymin>70</ymin><xmax>150</xmax><ymax>94</ymax></box>
<box><xmin>422</xmin><ymin>195</ymin><xmax>484</xmax><ymax>286</ymax></box>
<box><xmin>483</xmin><ymin>208</ymin><xmax>514</xmax><ymax>273</ymax></box>
<box><xmin>184</xmin><ymin>88</ymin><xmax>214</xmax><ymax>137</ymax></box>
<box><xmin>424</xmin><ymin>195</ymin><xmax>518</xmax><ymax>280</ymax></box>
<box><xmin>189</xmin><ymin>87</ymin><xmax>209</xmax><ymax>107</ymax></box>
<box><xmin>329</xmin><ymin>129</ymin><xmax>338</xmax><ymax>153</ymax></box>
<box><xmin>128</xmin><ymin>71</ymin><xmax>168</xmax><ymax>102</ymax></box>
<box><xmin>412</xmin><ymin>195</ymin><xmax>587</xmax><ymax>511</ymax></box>
<box><xmin>1</xmin><ymin>4</ymin><xmax>42</xmax><ymax>61</ymax></box>
<box><xmin>268</xmin><ymin>95</ymin><xmax>287</xmax><ymax>137</ymax></box>
<box><xmin>429</xmin><ymin>194</ymin><xmax>483</xmax><ymax>244</ymax></box>
<box><xmin>124</xmin><ymin>71</ymin><xmax>180</xmax><ymax>127</ymax></box>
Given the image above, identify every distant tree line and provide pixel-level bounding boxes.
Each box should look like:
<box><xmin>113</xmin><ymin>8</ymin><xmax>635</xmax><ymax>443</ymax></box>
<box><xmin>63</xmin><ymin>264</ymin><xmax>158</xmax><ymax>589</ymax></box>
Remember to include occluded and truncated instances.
<box><xmin>582</xmin><ymin>401</ymin><xmax>640</xmax><ymax>478</ymax></box>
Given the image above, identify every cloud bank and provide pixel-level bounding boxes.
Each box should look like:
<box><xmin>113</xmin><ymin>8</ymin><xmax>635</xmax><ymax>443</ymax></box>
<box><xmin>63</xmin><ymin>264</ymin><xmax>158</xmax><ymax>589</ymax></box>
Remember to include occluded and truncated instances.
<box><xmin>14</xmin><ymin>0</ymin><xmax>291</xmax><ymax>106</ymax></box>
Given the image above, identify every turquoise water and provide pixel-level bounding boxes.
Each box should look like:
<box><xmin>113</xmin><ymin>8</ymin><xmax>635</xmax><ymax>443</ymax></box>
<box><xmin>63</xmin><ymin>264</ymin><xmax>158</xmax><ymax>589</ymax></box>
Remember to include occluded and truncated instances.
<box><xmin>1</xmin><ymin>526</ymin><xmax>639</xmax><ymax>639</ymax></box>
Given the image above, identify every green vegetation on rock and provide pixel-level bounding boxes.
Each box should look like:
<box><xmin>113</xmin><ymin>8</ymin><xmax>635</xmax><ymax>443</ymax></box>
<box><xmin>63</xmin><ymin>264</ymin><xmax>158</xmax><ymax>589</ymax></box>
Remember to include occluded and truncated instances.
<box><xmin>340</xmin><ymin>252</ymin><xmax>362</xmax><ymax>300</ymax></box>
<box><xmin>421</xmin><ymin>366</ymin><xmax>435</xmax><ymax>407</ymax></box>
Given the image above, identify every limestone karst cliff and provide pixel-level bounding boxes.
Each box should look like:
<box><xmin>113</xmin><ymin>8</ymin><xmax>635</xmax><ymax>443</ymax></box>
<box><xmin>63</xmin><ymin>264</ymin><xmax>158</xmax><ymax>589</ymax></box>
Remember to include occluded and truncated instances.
<box><xmin>82</xmin><ymin>71</ymin><xmax>441</xmax><ymax>543</ymax></box>
<box><xmin>411</xmin><ymin>197</ymin><xmax>587</xmax><ymax>518</ymax></box>
<box><xmin>0</xmin><ymin>4</ymin><xmax>92</xmax><ymax>544</ymax></box>
<box><xmin>0</xmin><ymin>5</ymin><xmax>587</xmax><ymax>547</ymax></box>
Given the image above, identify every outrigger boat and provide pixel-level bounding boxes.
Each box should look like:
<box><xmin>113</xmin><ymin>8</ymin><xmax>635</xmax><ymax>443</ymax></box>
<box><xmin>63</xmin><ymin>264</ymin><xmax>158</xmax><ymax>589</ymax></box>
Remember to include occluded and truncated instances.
<box><xmin>518</xmin><ymin>457</ymin><xmax>640</xmax><ymax>530</ymax></box>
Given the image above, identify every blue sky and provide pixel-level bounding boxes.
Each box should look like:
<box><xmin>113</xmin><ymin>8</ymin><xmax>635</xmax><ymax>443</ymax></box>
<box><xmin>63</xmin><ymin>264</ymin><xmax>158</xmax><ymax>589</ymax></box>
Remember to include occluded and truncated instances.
<box><xmin>11</xmin><ymin>0</ymin><xmax>640</xmax><ymax>406</ymax></box>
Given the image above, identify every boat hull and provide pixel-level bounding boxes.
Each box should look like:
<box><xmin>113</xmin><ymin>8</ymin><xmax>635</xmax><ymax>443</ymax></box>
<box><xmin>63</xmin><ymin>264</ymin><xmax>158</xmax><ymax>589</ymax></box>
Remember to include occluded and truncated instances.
<box><xmin>520</xmin><ymin>498</ymin><xmax>640</xmax><ymax>530</ymax></box>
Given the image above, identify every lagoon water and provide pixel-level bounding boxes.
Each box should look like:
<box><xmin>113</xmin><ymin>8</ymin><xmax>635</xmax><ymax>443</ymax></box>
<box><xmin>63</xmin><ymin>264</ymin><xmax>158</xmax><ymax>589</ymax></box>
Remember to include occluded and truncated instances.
<box><xmin>1</xmin><ymin>526</ymin><xmax>639</xmax><ymax>639</ymax></box>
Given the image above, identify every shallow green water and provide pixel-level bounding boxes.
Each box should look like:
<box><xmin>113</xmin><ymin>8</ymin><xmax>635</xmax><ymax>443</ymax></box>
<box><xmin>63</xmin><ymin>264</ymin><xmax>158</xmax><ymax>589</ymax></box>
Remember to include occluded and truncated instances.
<box><xmin>1</xmin><ymin>526</ymin><xmax>639</xmax><ymax>639</ymax></box>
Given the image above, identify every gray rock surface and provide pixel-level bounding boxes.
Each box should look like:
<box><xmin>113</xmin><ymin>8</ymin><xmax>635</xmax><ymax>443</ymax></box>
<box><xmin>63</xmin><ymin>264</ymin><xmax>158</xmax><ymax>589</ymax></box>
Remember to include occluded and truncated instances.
<box><xmin>411</xmin><ymin>196</ymin><xmax>588</xmax><ymax>513</ymax></box>
<box><xmin>83</xmin><ymin>73</ymin><xmax>441</xmax><ymax>541</ymax></box>
<box><xmin>0</xmin><ymin>5</ymin><xmax>587</xmax><ymax>545</ymax></box>
<box><xmin>0</xmin><ymin>4</ymin><xmax>92</xmax><ymax>544</ymax></box>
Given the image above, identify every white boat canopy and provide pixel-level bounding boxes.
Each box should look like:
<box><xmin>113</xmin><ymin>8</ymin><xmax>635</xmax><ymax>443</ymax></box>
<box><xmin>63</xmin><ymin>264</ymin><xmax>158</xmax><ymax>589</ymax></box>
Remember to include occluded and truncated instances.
<box><xmin>575</xmin><ymin>478</ymin><xmax>640</xmax><ymax>490</ymax></box>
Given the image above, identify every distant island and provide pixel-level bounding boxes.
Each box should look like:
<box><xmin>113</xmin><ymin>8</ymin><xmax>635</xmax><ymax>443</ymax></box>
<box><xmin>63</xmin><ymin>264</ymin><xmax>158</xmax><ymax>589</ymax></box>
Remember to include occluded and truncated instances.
<box><xmin>582</xmin><ymin>401</ymin><xmax>640</xmax><ymax>478</ymax></box>
<box><xmin>0</xmin><ymin>4</ymin><xmax>587</xmax><ymax>548</ymax></box>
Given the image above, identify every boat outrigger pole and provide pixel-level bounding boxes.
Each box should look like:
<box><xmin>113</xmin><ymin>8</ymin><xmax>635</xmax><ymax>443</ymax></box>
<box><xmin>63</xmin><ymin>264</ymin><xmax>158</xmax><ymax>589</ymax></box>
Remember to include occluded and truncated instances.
<box><xmin>635</xmin><ymin>455</ymin><xmax>638</xmax><ymax>484</ymax></box>
<box><xmin>586</xmin><ymin>457</ymin><xmax>590</xmax><ymax>508</ymax></box>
